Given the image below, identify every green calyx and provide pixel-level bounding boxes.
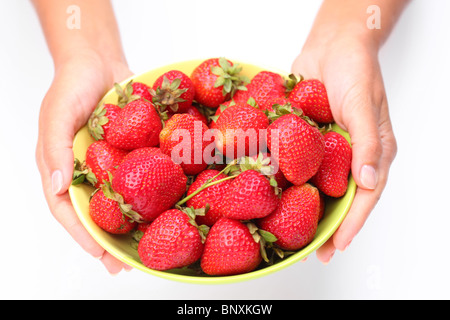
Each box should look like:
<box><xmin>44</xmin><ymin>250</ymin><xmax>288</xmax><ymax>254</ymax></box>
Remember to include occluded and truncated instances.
<box><xmin>284</xmin><ymin>73</ymin><xmax>304</xmax><ymax>93</ymax></box>
<box><xmin>72</xmin><ymin>158</ymin><xmax>98</xmax><ymax>187</ymax></box>
<box><xmin>88</xmin><ymin>104</ymin><xmax>110</xmax><ymax>141</ymax></box>
<box><xmin>176</xmin><ymin>205</ymin><xmax>211</xmax><ymax>243</ymax></box>
<box><xmin>246</xmin><ymin>222</ymin><xmax>278</xmax><ymax>263</ymax></box>
<box><xmin>101</xmin><ymin>173</ymin><xmax>145</xmax><ymax>224</ymax></box>
<box><xmin>264</xmin><ymin>101</ymin><xmax>299</xmax><ymax>122</ymax></box>
<box><xmin>246</xmin><ymin>222</ymin><xmax>296</xmax><ymax>265</ymax></box>
<box><xmin>265</xmin><ymin>102</ymin><xmax>320</xmax><ymax>127</ymax></box>
<box><xmin>149</xmin><ymin>76</ymin><xmax>187</xmax><ymax>113</ymax></box>
<box><xmin>225</xmin><ymin>153</ymin><xmax>281</xmax><ymax>196</ymax></box>
<box><xmin>211</xmin><ymin>57</ymin><xmax>250</xmax><ymax>98</ymax></box>
<box><xmin>114</xmin><ymin>80</ymin><xmax>142</xmax><ymax>108</ymax></box>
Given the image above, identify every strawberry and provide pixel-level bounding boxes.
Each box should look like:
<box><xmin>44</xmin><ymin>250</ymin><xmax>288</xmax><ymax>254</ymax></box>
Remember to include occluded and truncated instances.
<box><xmin>112</xmin><ymin>151</ymin><xmax>187</xmax><ymax>222</ymax></box>
<box><xmin>121</xmin><ymin>146</ymin><xmax>162</xmax><ymax>163</ymax></box>
<box><xmin>220</xmin><ymin>169</ymin><xmax>279</xmax><ymax>220</ymax></box>
<box><xmin>107</xmin><ymin>99</ymin><xmax>162</xmax><ymax>151</ymax></box>
<box><xmin>258</xmin><ymin>184</ymin><xmax>321</xmax><ymax>251</ymax></box>
<box><xmin>84</xmin><ymin>140</ymin><xmax>128</xmax><ymax>188</ymax></box>
<box><xmin>200</xmin><ymin>218</ymin><xmax>262</xmax><ymax>276</ymax></box>
<box><xmin>89</xmin><ymin>184</ymin><xmax>139</xmax><ymax>235</ymax></box>
<box><xmin>310</xmin><ymin>131</ymin><xmax>352</xmax><ymax>197</ymax></box>
<box><xmin>130</xmin><ymin>81</ymin><xmax>153</xmax><ymax>102</ymax></box>
<box><xmin>288</xmin><ymin>78</ymin><xmax>333</xmax><ymax>124</ymax></box>
<box><xmin>150</xmin><ymin>70</ymin><xmax>195</xmax><ymax>114</ymax></box>
<box><xmin>267</xmin><ymin>112</ymin><xmax>325</xmax><ymax>186</ymax></box>
<box><xmin>250</xmin><ymin>152</ymin><xmax>291</xmax><ymax>191</ymax></box>
<box><xmin>138</xmin><ymin>209</ymin><xmax>205</xmax><ymax>271</ymax></box>
<box><xmin>318</xmin><ymin>191</ymin><xmax>326</xmax><ymax>221</ymax></box>
<box><xmin>190</xmin><ymin>58</ymin><xmax>249</xmax><ymax>108</ymax></box>
<box><xmin>243</xmin><ymin>71</ymin><xmax>286</xmax><ymax>111</ymax></box>
<box><xmin>185</xmin><ymin>104</ymin><xmax>208</xmax><ymax>126</ymax></box>
<box><xmin>186</xmin><ymin>169</ymin><xmax>233</xmax><ymax>226</ymax></box>
<box><xmin>159</xmin><ymin>113</ymin><xmax>210</xmax><ymax>176</ymax></box>
<box><xmin>115</xmin><ymin>80</ymin><xmax>153</xmax><ymax>108</ymax></box>
<box><xmin>214</xmin><ymin>102</ymin><xmax>269</xmax><ymax>159</ymax></box>
<box><xmin>208</xmin><ymin>100</ymin><xmax>234</xmax><ymax>129</ymax></box>
<box><xmin>72</xmin><ymin>140</ymin><xmax>128</xmax><ymax>188</ymax></box>
<box><xmin>88</xmin><ymin>103</ymin><xmax>121</xmax><ymax>141</ymax></box>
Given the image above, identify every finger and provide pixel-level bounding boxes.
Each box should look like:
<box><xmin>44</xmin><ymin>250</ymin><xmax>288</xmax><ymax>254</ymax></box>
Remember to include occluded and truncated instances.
<box><xmin>100</xmin><ymin>252</ymin><xmax>128</xmax><ymax>275</ymax></box>
<box><xmin>315</xmin><ymin>237</ymin><xmax>336</xmax><ymax>264</ymax></box>
<box><xmin>342</xmin><ymin>92</ymin><xmax>384</xmax><ymax>192</ymax></box>
<box><xmin>39</xmin><ymin>100</ymin><xmax>83</xmax><ymax>196</ymax></box>
<box><xmin>36</xmin><ymin>141</ymin><xmax>106</xmax><ymax>259</ymax></box>
<box><xmin>332</xmin><ymin>131</ymin><xmax>396</xmax><ymax>251</ymax></box>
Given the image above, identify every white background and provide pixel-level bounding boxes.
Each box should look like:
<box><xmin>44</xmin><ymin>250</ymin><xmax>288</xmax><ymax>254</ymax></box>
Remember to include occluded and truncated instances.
<box><xmin>1</xmin><ymin>0</ymin><xmax>449</xmax><ymax>300</ymax></box>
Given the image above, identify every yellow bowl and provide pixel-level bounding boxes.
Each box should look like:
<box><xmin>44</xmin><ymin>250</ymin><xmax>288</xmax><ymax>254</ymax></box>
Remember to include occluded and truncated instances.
<box><xmin>69</xmin><ymin>59</ymin><xmax>356</xmax><ymax>284</ymax></box>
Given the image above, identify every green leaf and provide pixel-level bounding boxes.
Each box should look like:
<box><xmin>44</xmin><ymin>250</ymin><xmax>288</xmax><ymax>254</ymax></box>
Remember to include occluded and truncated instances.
<box><xmin>223</xmin><ymin>79</ymin><xmax>232</xmax><ymax>93</ymax></box>
<box><xmin>218</xmin><ymin>57</ymin><xmax>231</xmax><ymax>72</ymax></box>
<box><xmin>214</xmin><ymin>76</ymin><xmax>226</xmax><ymax>88</ymax></box>
<box><xmin>211</xmin><ymin>66</ymin><xmax>225</xmax><ymax>76</ymax></box>
<box><xmin>170</xmin><ymin>78</ymin><xmax>182</xmax><ymax>90</ymax></box>
<box><xmin>71</xmin><ymin>175</ymin><xmax>85</xmax><ymax>186</ymax></box>
<box><xmin>259</xmin><ymin>229</ymin><xmax>278</xmax><ymax>243</ymax></box>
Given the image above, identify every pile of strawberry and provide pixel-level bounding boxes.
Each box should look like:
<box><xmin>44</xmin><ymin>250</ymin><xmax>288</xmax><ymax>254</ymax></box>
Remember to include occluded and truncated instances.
<box><xmin>73</xmin><ymin>58</ymin><xmax>352</xmax><ymax>276</ymax></box>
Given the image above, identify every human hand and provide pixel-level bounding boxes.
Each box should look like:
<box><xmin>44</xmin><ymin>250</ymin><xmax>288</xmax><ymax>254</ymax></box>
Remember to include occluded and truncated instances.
<box><xmin>292</xmin><ymin>33</ymin><xmax>398</xmax><ymax>264</ymax></box>
<box><xmin>36</xmin><ymin>49</ymin><xmax>134</xmax><ymax>274</ymax></box>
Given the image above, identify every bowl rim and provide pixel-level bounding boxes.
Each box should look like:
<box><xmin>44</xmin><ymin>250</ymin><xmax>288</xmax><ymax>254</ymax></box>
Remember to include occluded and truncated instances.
<box><xmin>69</xmin><ymin>59</ymin><xmax>356</xmax><ymax>284</ymax></box>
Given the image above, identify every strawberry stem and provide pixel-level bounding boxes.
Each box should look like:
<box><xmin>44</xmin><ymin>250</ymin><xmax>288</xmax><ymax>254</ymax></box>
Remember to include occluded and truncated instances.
<box><xmin>176</xmin><ymin>175</ymin><xmax>235</xmax><ymax>206</ymax></box>
<box><xmin>176</xmin><ymin>159</ymin><xmax>239</xmax><ymax>206</ymax></box>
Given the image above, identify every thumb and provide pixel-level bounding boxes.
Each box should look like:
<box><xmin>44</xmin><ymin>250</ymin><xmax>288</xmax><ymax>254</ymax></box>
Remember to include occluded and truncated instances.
<box><xmin>39</xmin><ymin>95</ymin><xmax>88</xmax><ymax>196</ymax></box>
<box><xmin>344</xmin><ymin>100</ymin><xmax>382</xmax><ymax>191</ymax></box>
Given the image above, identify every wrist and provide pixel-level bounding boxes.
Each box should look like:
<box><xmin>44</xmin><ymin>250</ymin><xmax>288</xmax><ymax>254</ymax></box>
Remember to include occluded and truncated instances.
<box><xmin>53</xmin><ymin>41</ymin><xmax>126</xmax><ymax>69</ymax></box>
<box><xmin>302</xmin><ymin>21</ymin><xmax>381</xmax><ymax>59</ymax></box>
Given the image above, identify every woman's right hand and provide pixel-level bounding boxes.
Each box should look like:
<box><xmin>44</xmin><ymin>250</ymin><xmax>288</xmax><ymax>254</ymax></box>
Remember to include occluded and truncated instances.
<box><xmin>35</xmin><ymin>49</ymin><xmax>134</xmax><ymax>274</ymax></box>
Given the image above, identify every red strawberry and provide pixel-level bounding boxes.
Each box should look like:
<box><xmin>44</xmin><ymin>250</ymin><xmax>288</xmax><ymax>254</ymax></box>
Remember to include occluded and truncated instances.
<box><xmin>121</xmin><ymin>147</ymin><xmax>162</xmax><ymax>163</ymax></box>
<box><xmin>131</xmin><ymin>81</ymin><xmax>153</xmax><ymax>102</ymax></box>
<box><xmin>112</xmin><ymin>152</ymin><xmax>187</xmax><ymax>222</ymax></box>
<box><xmin>185</xmin><ymin>105</ymin><xmax>208</xmax><ymax>126</ymax></box>
<box><xmin>107</xmin><ymin>99</ymin><xmax>162</xmax><ymax>151</ymax></box>
<box><xmin>209</xmin><ymin>100</ymin><xmax>234</xmax><ymax>129</ymax></box>
<box><xmin>244</xmin><ymin>71</ymin><xmax>286</xmax><ymax>111</ymax></box>
<box><xmin>88</xmin><ymin>103</ymin><xmax>121</xmax><ymax>141</ymax></box>
<box><xmin>115</xmin><ymin>80</ymin><xmax>153</xmax><ymax>107</ymax></box>
<box><xmin>288</xmin><ymin>79</ymin><xmax>333</xmax><ymax>124</ymax></box>
<box><xmin>138</xmin><ymin>209</ymin><xmax>205</xmax><ymax>271</ymax></box>
<box><xmin>220</xmin><ymin>170</ymin><xmax>279</xmax><ymax>220</ymax></box>
<box><xmin>318</xmin><ymin>192</ymin><xmax>326</xmax><ymax>221</ymax></box>
<box><xmin>200</xmin><ymin>218</ymin><xmax>262</xmax><ymax>276</ymax></box>
<box><xmin>89</xmin><ymin>187</ymin><xmax>137</xmax><ymax>235</ymax></box>
<box><xmin>186</xmin><ymin>169</ymin><xmax>233</xmax><ymax>226</ymax></box>
<box><xmin>250</xmin><ymin>152</ymin><xmax>291</xmax><ymax>191</ymax></box>
<box><xmin>310</xmin><ymin>131</ymin><xmax>352</xmax><ymax>197</ymax></box>
<box><xmin>83</xmin><ymin>140</ymin><xmax>128</xmax><ymax>188</ymax></box>
<box><xmin>214</xmin><ymin>102</ymin><xmax>269</xmax><ymax>159</ymax></box>
<box><xmin>267</xmin><ymin>113</ymin><xmax>325</xmax><ymax>186</ymax></box>
<box><xmin>231</xmin><ymin>87</ymin><xmax>251</xmax><ymax>104</ymax></box>
<box><xmin>258</xmin><ymin>184</ymin><xmax>321</xmax><ymax>251</ymax></box>
<box><xmin>159</xmin><ymin>113</ymin><xmax>210</xmax><ymax>176</ymax></box>
<box><xmin>191</xmin><ymin>58</ymin><xmax>249</xmax><ymax>108</ymax></box>
<box><xmin>150</xmin><ymin>70</ymin><xmax>195</xmax><ymax>114</ymax></box>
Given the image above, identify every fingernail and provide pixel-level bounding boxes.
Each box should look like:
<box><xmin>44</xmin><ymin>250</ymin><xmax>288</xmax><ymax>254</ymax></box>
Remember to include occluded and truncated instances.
<box><xmin>340</xmin><ymin>240</ymin><xmax>352</xmax><ymax>252</ymax></box>
<box><xmin>52</xmin><ymin>170</ymin><xmax>63</xmax><ymax>195</ymax></box>
<box><xmin>94</xmin><ymin>253</ymin><xmax>105</xmax><ymax>260</ymax></box>
<box><xmin>124</xmin><ymin>264</ymin><xmax>133</xmax><ymax>272</ymax></box>
<box><xmin>323</xmin><ymin>249</ymin><xmax>336</xmax><ymax>265</ymax></box>
<box><xmin>360</xmin><ymin>165</ymin><xmax>378</xmax><ymax>190</ymax></box>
